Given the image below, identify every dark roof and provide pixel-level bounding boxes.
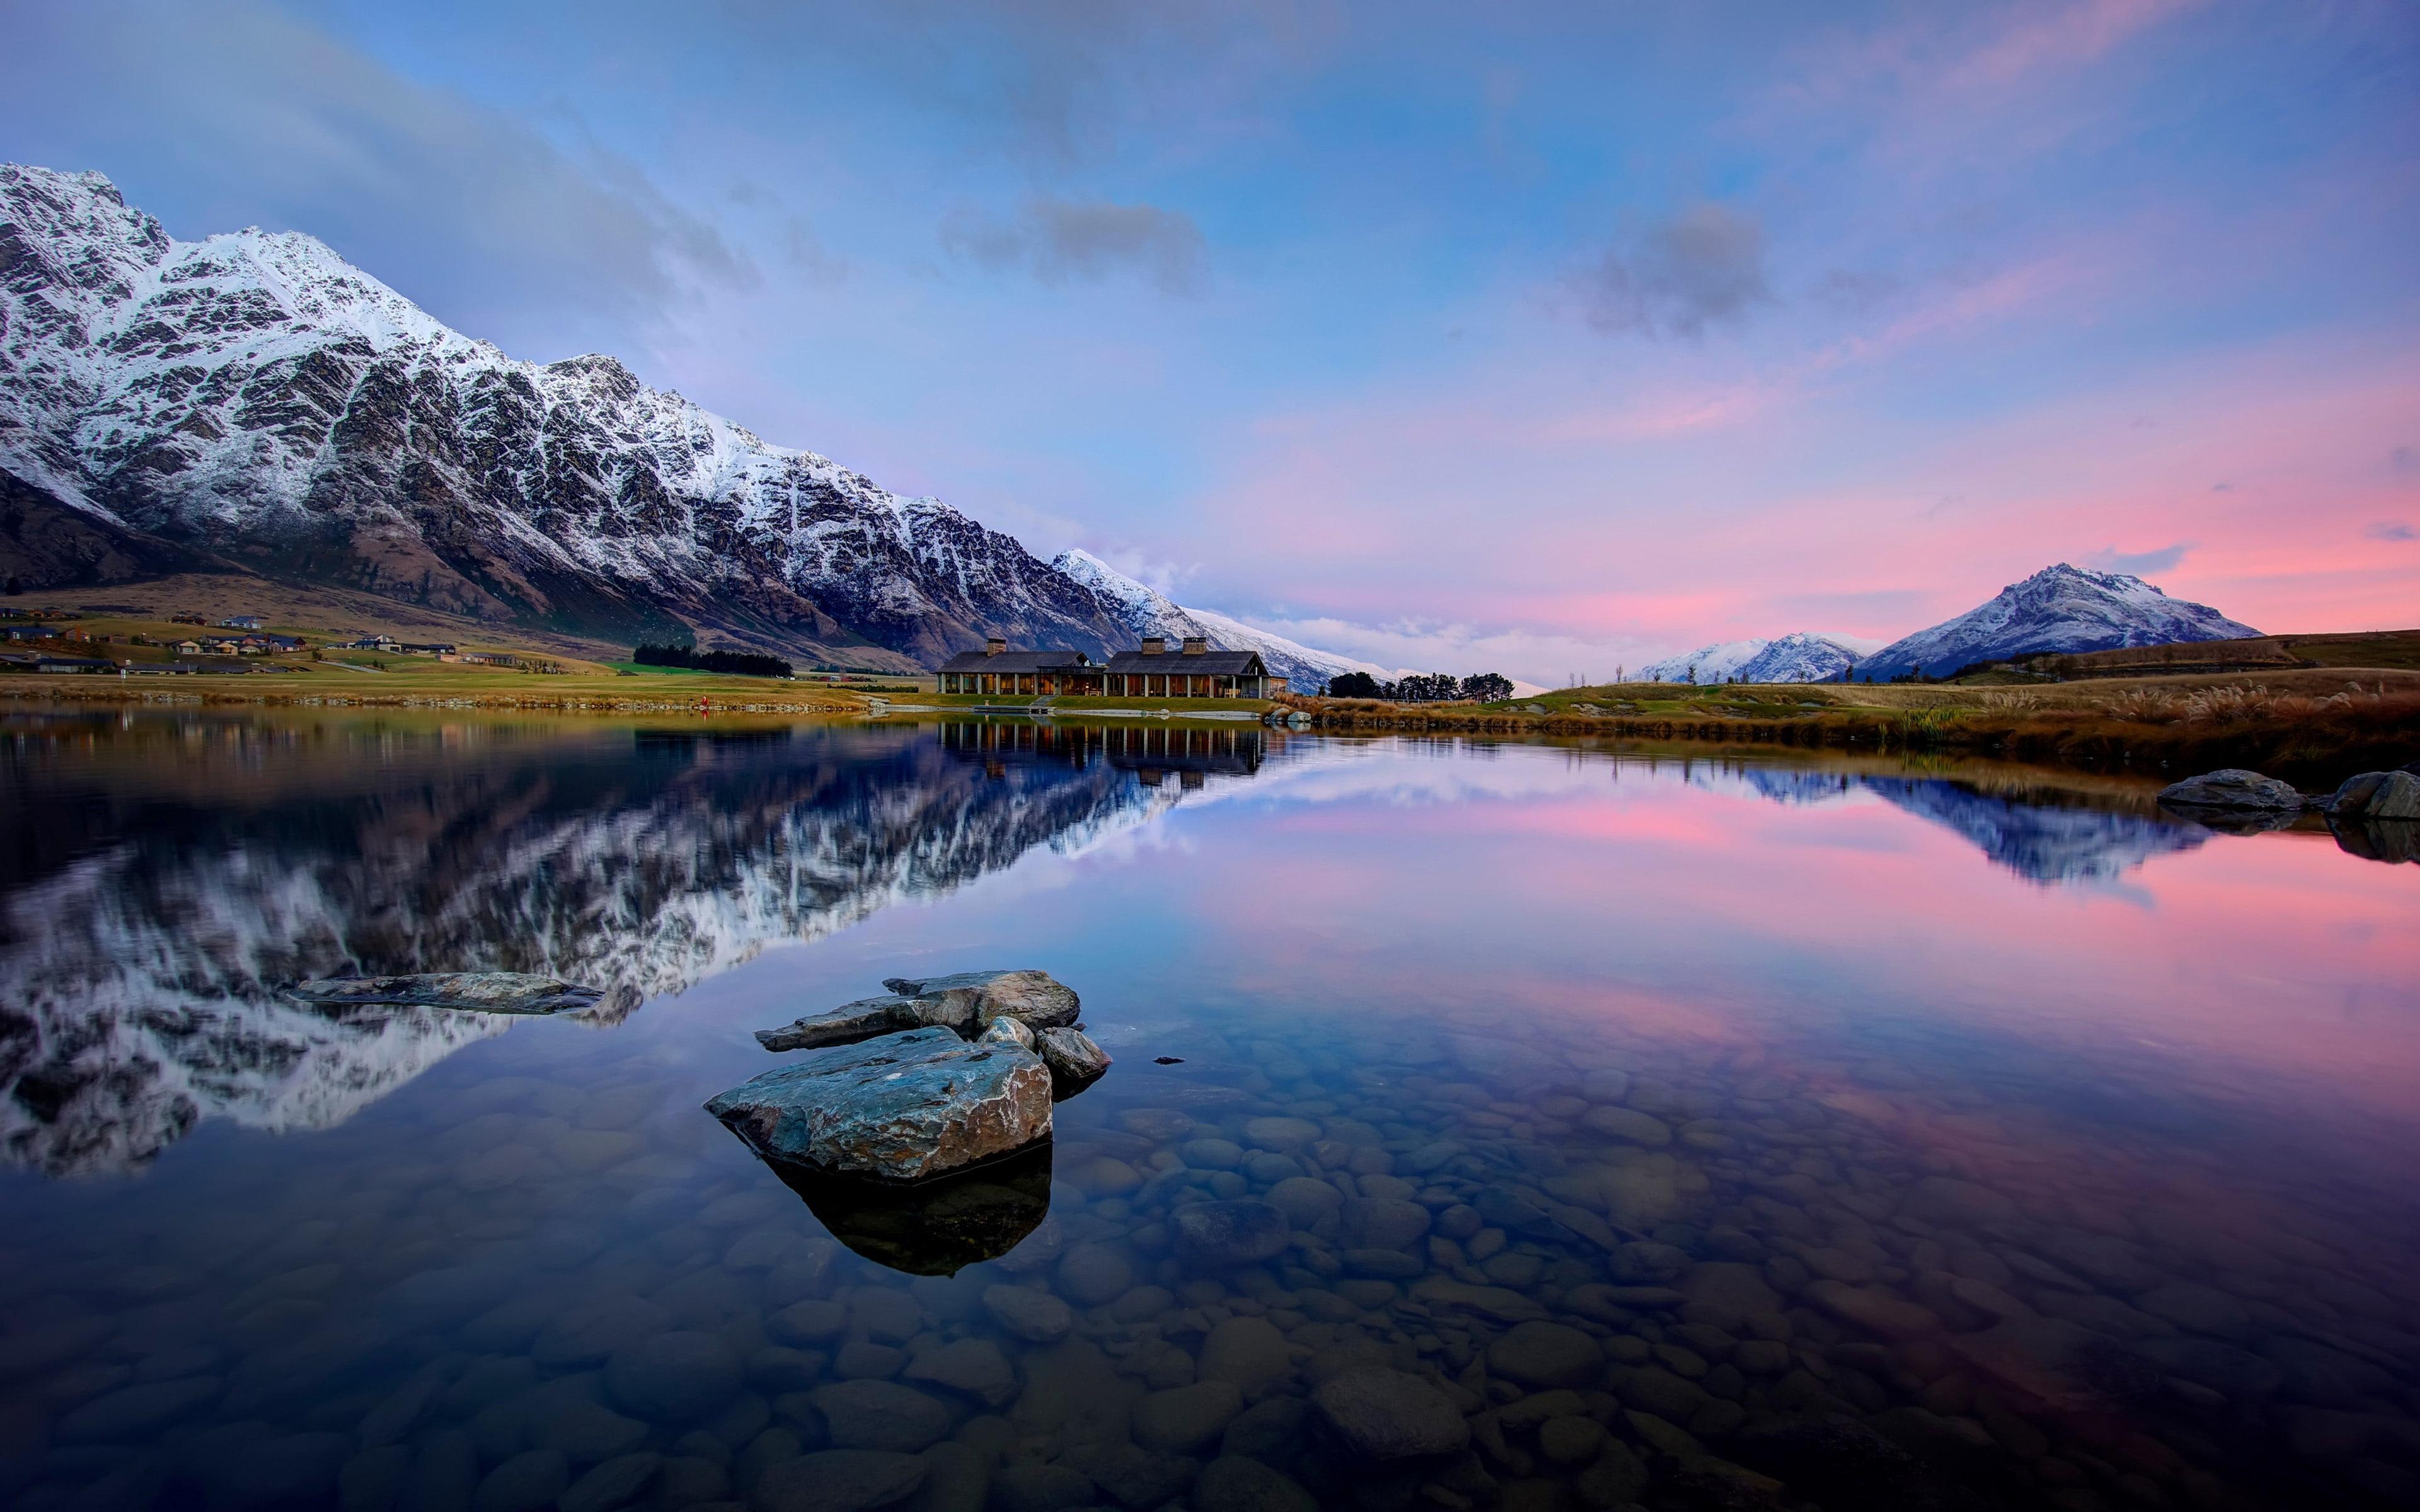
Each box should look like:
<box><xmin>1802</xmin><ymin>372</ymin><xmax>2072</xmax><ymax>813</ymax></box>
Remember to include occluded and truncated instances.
<box><xmin>1102</xmin><ymin>648</ymin><xmax>1266</xmax><ymax>676</ymax></box>
<box><xmin>936</xmin><ymin>648</ymin><xmax>1095</xmax><ymax>673</ymax></box>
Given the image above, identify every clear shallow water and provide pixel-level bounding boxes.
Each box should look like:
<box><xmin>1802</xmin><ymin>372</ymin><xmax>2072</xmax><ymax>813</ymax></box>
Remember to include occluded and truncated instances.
<box><xmin>1</xmin><ymin>709</ymin><xmax>2416</xmax><ymax>1512</ymax></box>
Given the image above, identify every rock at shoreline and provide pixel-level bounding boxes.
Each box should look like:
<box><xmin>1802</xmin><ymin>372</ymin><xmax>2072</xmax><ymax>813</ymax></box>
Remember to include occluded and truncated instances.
<box><xmin>880</xmin><ymin>970</ymin><xmax>1081</xmax><ymax>1031</ymax></box>
<box><xmin>2156</xmin><ymin>769</ymin><xmax>2303</xmax><ymax>810</ymax></box>
<box><xmin>706</xmin><ymin>1028</ymin><xmax>1052</xmax><ymax>1183</ymax></box>
<box><xmin>2330</xmin><ymin>769</ymin><xmax>2420</xmax><ymax>820</ymax></box>
<box><xmin>288</xmin><ymin>972</ymin><xmax>620</xmax><ymax>1016</ymax></box>
<box><xmin>1035</xmin><ymin>1027</ymin><xmax>1113</xmax><ymax>1092</ymax></box>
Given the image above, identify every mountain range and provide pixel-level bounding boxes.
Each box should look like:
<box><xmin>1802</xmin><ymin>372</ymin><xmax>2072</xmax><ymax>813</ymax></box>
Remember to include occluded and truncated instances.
<box><xmin>1647</xmin><ymin>564</ymin><xmax>2259</xmax><ymax>684</ymax></box>
<box><xmin>1642</xmin><ymin>631</ymin><xmax>1879</xmax><ymax>685</ymax></box>
<box><xmin>0</xmin><ymin>164</ymin><xmax>1373</xmax><ymax>679</ymax></box>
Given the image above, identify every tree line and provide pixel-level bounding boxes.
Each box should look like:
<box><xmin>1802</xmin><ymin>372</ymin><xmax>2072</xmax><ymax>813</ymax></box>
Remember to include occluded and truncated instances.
<box><xmin>1323</xmin><ymin>670</ymin><xmax>1515</xmax><ymax>703</ymax></box>
<box><xmin>632</xmin><ymin>643</ymin><xmax>793</xmax><ymax>678</ymax></box>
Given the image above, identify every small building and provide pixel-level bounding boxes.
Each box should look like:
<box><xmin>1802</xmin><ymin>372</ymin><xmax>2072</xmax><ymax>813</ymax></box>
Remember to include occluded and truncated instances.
<box><xmin>220</xmin><ymin>615</ymin><xmax>268</xmax><ymax>630</ymax></box>
<box><xmin>238</xmin><ymin>634</ymin><xmax>305</xmax><ymax>655</ymax></box>
<box><xmin>935</xmin><ymin>640</ymin><xmax>1102</xmax><ymax>696</ymax></box>
<box><xmin>125</xmin><ymin>662</ymin><xmax>201</xmax><ymax>676</ymax></box>
<box><xmin>400</xmin><ymin>642</ymin><xmax>456</xmax><ymax>657</ymax></box>
<box><xmin>1101</xmin><ymin>637</ymin><xmax>1278</xmax><ymax>699</ymax></box>
<box><xmin>35</xmin><ymin>656</ymin><xmax>113</xmax><ymax>675</ymax></box>
<box><xmin>3</xmin><ymin>626</ymin><xmax>59</xmax><ymax>642</ymax></box>
<box><xmin>459</xmin><ymin>651</ymin><xmax>522</xmax><ymax>668</ymax></box>
<box><xmin>340</xmin><ymin>634</ymin><xmax>400</xmax><ymax>650</ymax></box>
<box><xmin>174</xmin><ymin>638</ymin><xmax>205</xmax><ymax>656</ymax></box>
<box><xmin>935</xmin><ymin>636</ymin><xmax>1281</xmax><ymax>699</ymax></box>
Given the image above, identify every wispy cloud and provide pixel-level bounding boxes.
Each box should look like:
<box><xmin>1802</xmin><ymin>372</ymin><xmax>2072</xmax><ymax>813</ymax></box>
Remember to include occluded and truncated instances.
<box><xmin>2367</xmin><ymin>522</ymin><xmax>2415</xmax><ymax>542</ymax></box>
<box><xmin>942</xmin><ymin>197</ymin><xmax>1207</xmax><ymax>295</ymax></box>
<box><xmin>2090</xmin><ymin>541</ymin><xmax>2192</xmax><ymax>575</ymax></box>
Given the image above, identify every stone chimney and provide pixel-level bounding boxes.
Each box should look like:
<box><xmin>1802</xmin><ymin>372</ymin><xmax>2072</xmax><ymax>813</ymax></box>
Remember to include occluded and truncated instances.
<box><xmin>1140</xmin><ymin>636</ymin><xmax>1166</xmax><ymax>656</ymax></box>
<box><xmin>1181</xmin><ymin>636</ymin><xmax>1208</xmax><ymax>655</ymax></box>
<box><xmin>984</xmin><ymin>636</ymin><xmax>1006</xmax><ymax>655</ymax></box>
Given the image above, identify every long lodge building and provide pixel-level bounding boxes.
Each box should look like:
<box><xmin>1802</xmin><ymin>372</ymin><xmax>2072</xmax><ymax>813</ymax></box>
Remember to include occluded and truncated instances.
<box><xmin>936</xmin><ymin>636</ymin><xmax>1286</xmax><ymax>699</ymax></box>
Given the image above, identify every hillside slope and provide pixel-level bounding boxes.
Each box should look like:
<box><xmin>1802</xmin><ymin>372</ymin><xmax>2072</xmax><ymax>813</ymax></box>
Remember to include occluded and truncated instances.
<box><xmin>0</xmin><ymin>164</ymin><xmax>1148</xmax><ymax>668</ymax></box>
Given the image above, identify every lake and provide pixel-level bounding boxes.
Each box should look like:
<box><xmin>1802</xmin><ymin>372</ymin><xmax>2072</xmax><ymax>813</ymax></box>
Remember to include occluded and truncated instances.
<box><xmin>2</xmin><ymin>707</ymin><xmax>2415</xmax><ymax>1512</ymax></box>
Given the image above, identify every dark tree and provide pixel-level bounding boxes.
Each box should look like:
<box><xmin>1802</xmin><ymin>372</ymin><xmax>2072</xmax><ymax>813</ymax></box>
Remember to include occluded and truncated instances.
<box><xmin>633</xmin><ymin>642</ymin><xmax>793</xmax><ymax>678</ymax></box>
<box><xmin>1326</xmin><ymin>671</ymin><xmax>1383</xmax><ymax>699</ymax></box>
<box><xmin>1460</xmin><ymin>672</ymin><xmax>1514</xmax><ymax>702</ymax></box>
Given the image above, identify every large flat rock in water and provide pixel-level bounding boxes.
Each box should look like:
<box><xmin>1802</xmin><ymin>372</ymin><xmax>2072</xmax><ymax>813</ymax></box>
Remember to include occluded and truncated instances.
<box><xmin>707</xmin><ymin>1027</ymin><xmax>1052</xmax><ymax>1183</ymax></box>
<box><xmin>880</xmin><ymin>970</ymin><xmax>1081</xmax><ymax>1030</ymax></box>
<box><xmin>289</xmin><ymin>972</ymin><xmax>615</xmax><ymax>1015</ymax></box>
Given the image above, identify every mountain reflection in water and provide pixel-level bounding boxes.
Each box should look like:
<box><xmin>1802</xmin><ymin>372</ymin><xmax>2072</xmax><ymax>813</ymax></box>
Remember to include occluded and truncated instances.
<box><xmin>0</xmin><ymin>715</ymin><xmax>2365</xmax><ymax>1179</ymax></box>
<box><xmin>0</xmin><ymin>714</ymin><xmax>1265</xmax><ymax>1176</ymax></box>
<box><xmin>1</xmin><ymin>713</ymin><xmax>2416</xmax><ymax>1512</ymax></box>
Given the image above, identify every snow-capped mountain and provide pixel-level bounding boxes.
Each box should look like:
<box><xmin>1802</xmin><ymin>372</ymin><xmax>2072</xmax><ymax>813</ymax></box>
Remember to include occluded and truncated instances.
<box><xmin>1854</xmin><ymin>563</ymin><xmax>2259</xmax><ymax>681</ymax></box>
<box><xmin>1049</xmin><ymin>547</ymin><xmax>1399</xmax><ymax>691</ymax></box>
<box><xmin>1642</xmin><ymin>631</ymin><xmax>1877</xmax><ymax>684</ymax></box>
<box><xmin>0</xmin><ymin>164</ymin><xmax>1153</xmax><ymax>667</ymax></box>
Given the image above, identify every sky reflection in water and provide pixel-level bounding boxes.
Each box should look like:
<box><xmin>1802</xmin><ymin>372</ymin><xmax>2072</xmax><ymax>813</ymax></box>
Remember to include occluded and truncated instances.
<box><xmin>0</xmin><ymin>710</ymin><xmax>2414</xmax><ymax>1511</ymax></box>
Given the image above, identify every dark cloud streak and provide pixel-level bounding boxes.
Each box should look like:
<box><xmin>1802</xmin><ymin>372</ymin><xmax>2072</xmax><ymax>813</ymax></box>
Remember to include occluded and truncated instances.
<box><xmin>1578</xmin><ymin>203</ymin><xmax>1772</xmax><ymax>339</ymax></box>
<box><xmin>942</xmin><ymin>197</ymin><xmax>1207</xmax><ymax>295</ymax></box>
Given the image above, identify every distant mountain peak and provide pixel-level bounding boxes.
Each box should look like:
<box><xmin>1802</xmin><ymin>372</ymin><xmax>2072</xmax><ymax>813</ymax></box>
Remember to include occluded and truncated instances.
<box><xmin>1854</xmin><ymin>561</ymin><xmax>2258</xmax><ymax>680</ymax></box>
<box><xmin>1643</xmin><ymin>631</ymin><xmax>1877</xmax><ymax>684</ymax></box>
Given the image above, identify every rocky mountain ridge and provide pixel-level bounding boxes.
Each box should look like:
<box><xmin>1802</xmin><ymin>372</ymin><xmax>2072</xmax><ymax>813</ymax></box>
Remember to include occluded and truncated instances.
<box><xmin>0</xmin><ymin>164</ymin><xmax>1323</xmax><ymax>670</ymax></box>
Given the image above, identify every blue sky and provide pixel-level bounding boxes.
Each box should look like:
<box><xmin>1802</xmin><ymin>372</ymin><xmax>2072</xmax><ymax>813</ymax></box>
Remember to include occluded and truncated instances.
<box><xmin>3</xmin><ymin>0</ymin><xmax>2413</xmax><ymax>679</ymax></box>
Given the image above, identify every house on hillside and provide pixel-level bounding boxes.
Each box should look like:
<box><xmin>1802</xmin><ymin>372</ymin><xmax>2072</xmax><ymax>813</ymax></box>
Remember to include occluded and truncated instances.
<box><xmin>935</xmin><ymin>636</ymin><xmax>1284</xmax><ymax>698</ymax></box>
<box><xmin>400</xmin><ymin>643</ymin><xmax>457</xmax><ymax>658</ymax></box>
<box><xmin>220</xmin><ymin>616</ymin><xmax>268</xmax><ymax>630</ymax></box>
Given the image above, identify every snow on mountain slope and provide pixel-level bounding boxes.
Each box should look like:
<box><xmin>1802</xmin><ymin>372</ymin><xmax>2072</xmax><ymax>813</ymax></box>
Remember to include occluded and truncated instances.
<box><xmin>0</xmin><ymin>163</ymin><xmax>1136</xmax><ymax>666</ymax></box>
<box><xmin>1052</xmin><ymin>547</ymin><xmax>1206</xmax><ymax>644</ymax></box>
<box><xmin>1642</xmin><ymin>631</ymin><xmax>1878</xmax><ymax>684</ymax></box>
<box><xmin>1854</xmin><ymin>564</ymin><xmax>2259</xmax><ymax>680</ymax></box>
<box><xmin>1049</xmin><ymin>548</ymin><xmax>1398</xmax><ymax>690</ymax></box>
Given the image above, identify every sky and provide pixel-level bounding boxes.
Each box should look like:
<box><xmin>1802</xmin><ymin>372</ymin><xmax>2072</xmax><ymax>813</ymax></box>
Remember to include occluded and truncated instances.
<box><xmin>2</xmin><ymin>0</ymin><xmax>2414</xmax><ymax>682</ymax></box>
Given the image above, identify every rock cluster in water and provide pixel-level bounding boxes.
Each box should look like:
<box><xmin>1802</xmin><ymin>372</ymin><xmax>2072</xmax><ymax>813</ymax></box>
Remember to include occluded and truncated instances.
<box><xmin>710</xmin><ymin>971</ymin><xmax>1109</xmax><ymax>1184</ymax></box>
<box><xmin>2155</xmin><ymin>769</ymin><xmax>2305</xmax><ymax>811</ymax></box>
<box><xmin>2156</xmin><ymin>766</ymin><xmax>2420</xmax><ymax>864</ymax></box>
<box><xmin>286</xmin><ymin>971</ymin><xmax>625</xmax><ymax>1016</ymax></box>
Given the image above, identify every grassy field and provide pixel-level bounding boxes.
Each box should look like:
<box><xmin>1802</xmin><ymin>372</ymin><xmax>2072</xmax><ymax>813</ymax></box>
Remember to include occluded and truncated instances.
<box><xmin>1296</xmin><ymin>658</ymin><xmax>2420</xmax><ymax>788</ymax></box>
